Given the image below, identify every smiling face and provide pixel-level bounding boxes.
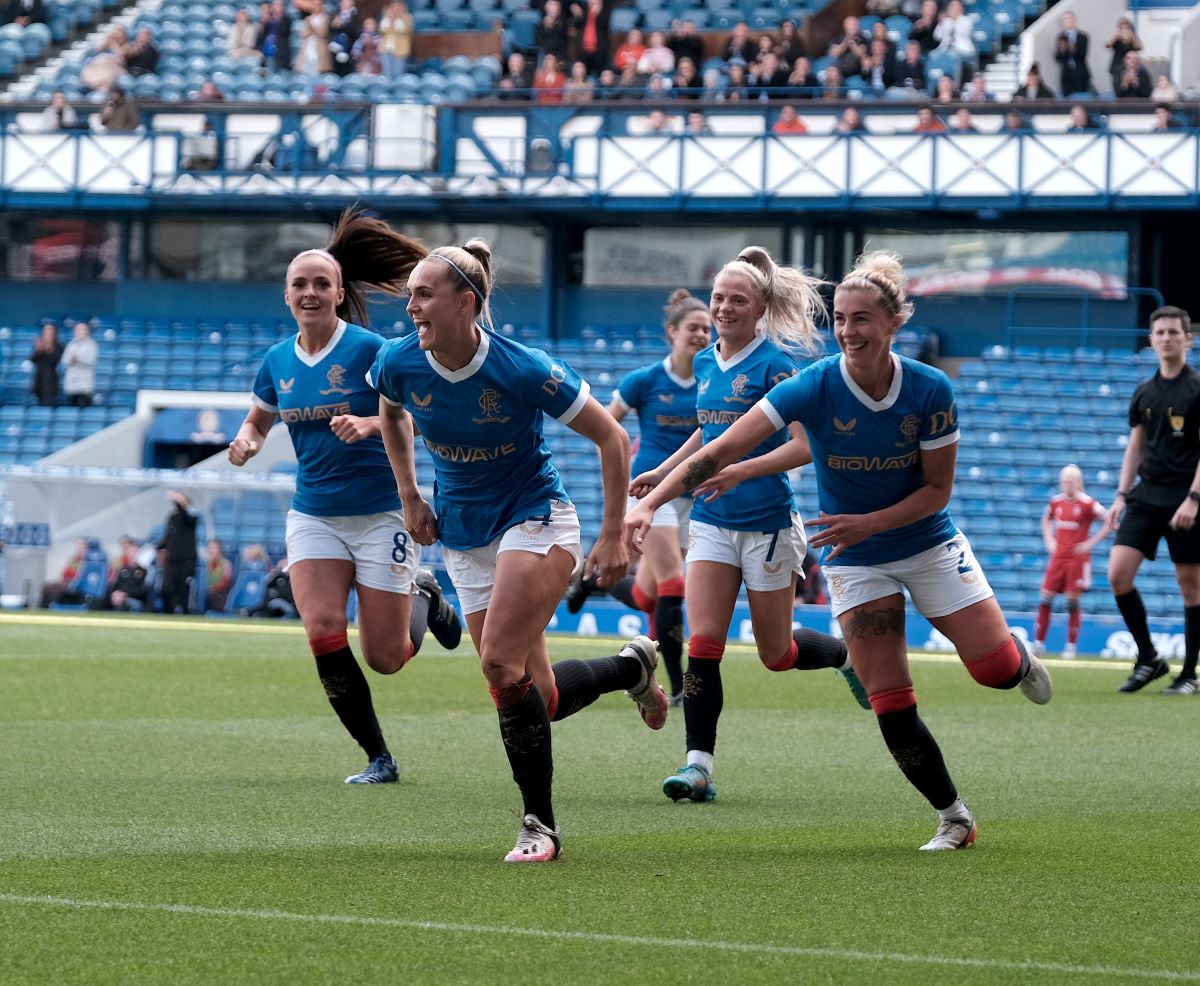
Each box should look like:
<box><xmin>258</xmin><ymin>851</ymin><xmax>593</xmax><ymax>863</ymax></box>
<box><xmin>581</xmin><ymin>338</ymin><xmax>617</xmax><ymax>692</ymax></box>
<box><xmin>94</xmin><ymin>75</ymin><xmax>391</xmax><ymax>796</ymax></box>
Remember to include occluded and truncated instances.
<box><xmin>832</xmin><ymin>286</ymin><xmax>900</xmax><ymax>372</ymax></box>
<box><xmin>709</xmin><ymin>270</ymin><xmax>764</xmax><ymax>349</ymax></box>
<box><xmin>406</xmin><ymin>259</ymin><xmax>474</xmax><ymax>351</ymax></box>
<box><xmin>667</xmin><ymin>309</ymin><xmax>712</xmax><ymax>361</ymax></box>
<box><xmin>284</xmin><ymin>254</ymin><xmax>343</xmax><ymax>334</ymax></box>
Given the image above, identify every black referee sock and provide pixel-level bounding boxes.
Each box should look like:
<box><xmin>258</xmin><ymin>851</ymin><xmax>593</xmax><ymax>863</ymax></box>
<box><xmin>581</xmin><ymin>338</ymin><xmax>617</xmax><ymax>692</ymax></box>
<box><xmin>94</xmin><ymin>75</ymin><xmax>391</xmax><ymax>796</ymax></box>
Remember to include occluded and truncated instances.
<box><xmin>683</xmin><ymin>658</ymin><xmax>724</xmax><ymax>756</ymax></box>
<box><xmin>495</xmin><ymin>679</ymin><xmax>555</xmax><ymax>830</ymax></box>
<box><xmin>1114</xmin><ymin>589</ymin><xmax>1158</xmax><ymax>663</ymax></box>
<box><xmin>549</xmin><ymin>654</ymin><xmax>641</xmax><ymax>721</ymax></box>
<box><xmin>877</xmin><ymin>704</ymin><xmax>957</xmax><ymax>811</ymax></box>
<box><xmin>607</xmin><ymin>575</ymin><xmax>639</xmax><ymax>610</ymax></box>
<box><xmin>791</xmin><ymin>628</ymin><xmax>849</xmax><ymax>670</ymax></box>
<box><xmin>1182</xmin><ymin>605</ymin><xmax>1200</xmax><ymax>680</ymax></box>
<box><xmin>654</xmin><ymin>594</ymin><xmax>685</xmax><ymax>696</ymax></box>
<box><xmin>315</xmin><ymin>647</ymin><xmax>389</xmax><ymax>760</ymax></box>
<box><xmin>408</xmin><ymin>590</ymin><xmax>430</xmax><ymax>657</ymax></box>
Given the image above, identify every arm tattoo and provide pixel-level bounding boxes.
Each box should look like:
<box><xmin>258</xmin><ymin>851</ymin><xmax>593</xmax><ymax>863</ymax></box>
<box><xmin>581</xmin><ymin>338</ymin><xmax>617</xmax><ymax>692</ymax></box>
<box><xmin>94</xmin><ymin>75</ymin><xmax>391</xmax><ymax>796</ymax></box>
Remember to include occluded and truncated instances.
<box><xmin>682</xmin><ymin>454</ymin><xmax>719</xmax><ymax>491</ymax></box>
<box><xmin>844</xmin><ymin>606</ymin><xmax>905</xmax><ymax>642</ymax></box>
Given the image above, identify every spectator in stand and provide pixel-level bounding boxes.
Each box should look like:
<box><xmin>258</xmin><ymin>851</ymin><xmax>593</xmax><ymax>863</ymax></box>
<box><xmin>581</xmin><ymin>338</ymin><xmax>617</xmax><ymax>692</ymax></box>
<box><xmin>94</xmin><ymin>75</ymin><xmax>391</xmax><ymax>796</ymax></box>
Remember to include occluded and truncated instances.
<box><xmin>1067</xmin><ymin>103</ymin><xmax>1100</xmax><ymax>131</ymax></box>
<box><xmin>1011</xmin><ymin>63</ymin><xmax>1056</xmax><ymax>102</ymax></box>
<box><xmin>828</xmin><ymin>14</ymin><xmax>867</xmax><ymax>79</ymax></box>
<box><xmin>379</xmin><ymin>1</ymin><xmax>412</xmax><ymax>78</ymax></box>
<box><xmin>778</xmin><ymin>19</ymin><xmax>805</xmax><ymax>66</ymax></box>
<box><xmin>1001</xmin><ymin>108</ymin><xmax>1031</xmax><ymax>132</ymax></box>
<box><xmin>724</xmin><ymin>61</ymin><xmax>749</xmax><ymax>101</ymax></box>
<box><xmin>99</xmin><ymin>85</ymin><xmax>138</xmax><ymax>131</ymax></box>
<box><xmin>498</xmin><ymin>50</ymin><xmax>534</xmax><ymax>99</ymax></box>
<box><xmin>81</xmin><ymin>25</ymin><xmax>127</xmax><ymax>91</ymax></box>
<box><xmin>89</xmin><ymin>536</ymin><xmax>149</xmax><ymax>612</ymax></box>
<box><xmin>570</xmin><ymin>0</ymin><xmax>610</xmax><ymax>77</ymax></box>
<box><xmin>3</xmin><ymin>0</ymin><xmax>46</xmax><ymax>26</ymax></box>
<box><xmin>787</xmin><ymin>56</ymin><xmax>818</xmax><ymax>96</ymax></box>
<box><xmin>950</xmin><ymin>106</ymin><xmax>978</xmax><ymax>133</ymax></box>
<box><xmin>637</xmin><ymin>30</ymin><xmax>674</xmax><ymax>77</ymax></box>
<box><xmin>1115</xmin><ymin>50</ymin><xmax>1152</xmax><ymax>99</ymax></box>
<box><xmin>685</xmin><ymin>109</ymin><xmax>711</xmax><ymax>135</ymax></box>
<box><xmin>640</xmin><ymin>107</ymin><xmax>675</xmax><ymax>133</ymax></box>
<box><xmin>534</xmin><ymin>0</ymin><xmax>569</xmax><ymax>65</ymax></box>
<box><xmin>870</xmin><ymin>19</ymin><xmax>896</xmax><ymax>61</ymax></box>
<box><xmin>835</xmin><ymin>105</ymin><xmax>864</xmax><ymax>134</ymax></box>
<box><xmin>158</xmin><ymin>490</ymin><xmax>199</xmax><ymax>614</ymax></box>
<box><xmin>819</xmin><ymin>64</ymin><xmax>843</xmax><ymax>100</ymax></box>
<box><xmin>667</xmin><ymin>18</ymin><xmax>703</xmax><ymax>70</ymax></box>
<box><xmin>772</xmin><ymin>103</ymin><xmax>808</xmax><ymax>134</ymax></box>
<box><xmin>614</xmin><ymin>61</ymin><xmax>644</xmax><ymax>98</ymax></box>
<box><xmin>1152</xmin><ymin>103</ymin><xmax>1183</xmax><ymax>130</ymax></box>
<box><xmin>533</xmin><ymin>52</ymin><xmax>566</xmax><ymax>103</ymax></box>
<box><xmin>40</xmin><ymin>90</ymin><xmax>78</xmax><ymax>130</ymax></box>
<box><xmin>30</xmin><ymin>323</ymin><xmax>62</xmax><ymax>407</ymax></box>
<box><xmin>328</xmin><ymin>0</ymin><xmax>361</xmax><ymax>76</ymax></box>
<box><xmin>753</xmin><ymin>33</ymin><xmax>775</xmax><ymax>66</ymax></box>
<box><xmin>204</xmin><ymin>539</ymin><xmax>234</xmax><ymax>611</ymax></box>
<box><xmin>1105</xmin><ymin>16</ymin><xmax>1142</xmax><ymax>83</ymax></box>
<box><xmin>933</xmin><ymin>73</ymin><xmax>957</xmax><ymax>103</ymax></box>
<box><xmin>62</xmin><ymin>322</ymin><xmax>97</xmax><ymax>407</ymax></box>
<box><xmin>294</xmin><ymin>7</ymin><xmax>332</xmax><ymax>75</ymax></box>
<box><xmin>562</xmin><ymin>59</ymin><xmax>594</xmax><ymax>103</ymax></box>
<box><xmin>895</xmin><ymin>40</ymin><xmax>927</xmax><ymax>92</ymax></box>
<box><xmin>933</xmin><ymin>0</ymin><xmax>976</xmax><ymax>67</ymax></box>
<box><xmin>751</xmin><ymin>50</ymin><xmax>788</xmax><ymax>98</ymax></box>
<box><xmin>258</xmin><ymin>0</ymin><xmax>293</xmax><ymax>73</ymax></box>
<box><xmin>862</xmin><ymin>37</ymin><xmax>897</xmax><ymax>92</ymax></box>
<box><xmin>962</xmin><ymin>72</ymin><xmax>993</xmax><ymax>102</ymax></box>
<box><xmin>914</xmin><ymin>104</ymin><xmax>946</xmax><ymax>132</ymax></box>
<box><xmin>1055</xmin><ymin>11</ymin><xmax>1092</xmax><ymax>97</ymax></box>
<box><xmin>613</xmin><ymin>28</ymin><xmax>645</xmax><ymax>73</ymax></box>
<box><xmin>227</xmin><ymin>9</ymin><xmax>262</xmax><ymax>62</ymax></box>
<box><xmin>39</xmin><ymin>538</ymin><xmax>89</xmax><ymax>608</ymax></box>
<box><xmin>701</xmin><ymin>67</ymin><xmax>723</xmax><ymax>102</ymax></box>
<box><xmin>292</xmin><ymin>0</ymin><xmax>323</xmax><ymax>13</ymax></box>
<box><xmin>909</xmin><ymin>0</ymin><xmax>939</xmax><ymax>55</ymax></box>
<box><xmin>353</xmin><ymin>18</ymin><xmax>381</xmax><ymax>75</ymax></box>
<box><xmin>723</xmin><ymin>22</ymin><xmax>756</xmax><ymax>66</ymax></box>
<box><xmin>671</xmin><ymin>57</ymin><xmax>701</xmax><ymax>100</ymax></box>
<box><xmin>1151</xmin><ymin>74</ymin><xmax>1180</xmax><ymax>102</ymax></box>
<box><xmin>125</xmin><ymin>26</ymin><xmax>159</xmax><ymax>78</ymax></box>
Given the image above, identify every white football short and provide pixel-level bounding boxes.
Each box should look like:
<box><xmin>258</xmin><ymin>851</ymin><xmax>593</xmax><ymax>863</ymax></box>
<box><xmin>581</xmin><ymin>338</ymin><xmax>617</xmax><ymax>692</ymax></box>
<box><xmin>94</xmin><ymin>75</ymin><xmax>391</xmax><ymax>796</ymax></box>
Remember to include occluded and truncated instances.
<box><xmin>686</xmin><ymin>514</ymin><xmax>807</xmax><ymax>592</ymax></box>
<box><xmin>285</xmin><ymin>508</ymin><xmax>419</xmax><ymax>594</ymax></box>
<box><xmin>443</xmin><ymin>499</ymin><xmax>583</xmax><ymax>615</ymax></box>
<box><xmin>627</xmin><ymin>493</ymin><xmax>693</xmax><ymax>549</ymax></box>
<box><xmin>823</xmin><ymin>533</ymin><xmax>995</xmax><ymax>619</ymax></box>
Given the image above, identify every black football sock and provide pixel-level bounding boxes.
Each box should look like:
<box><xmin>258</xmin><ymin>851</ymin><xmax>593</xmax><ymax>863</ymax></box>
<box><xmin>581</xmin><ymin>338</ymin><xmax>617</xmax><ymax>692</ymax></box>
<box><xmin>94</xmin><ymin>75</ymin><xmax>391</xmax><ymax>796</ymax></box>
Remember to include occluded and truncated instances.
<box><xmin>549</xmin><ymin>654</ymin><xmax>642</xmax><ymax>721</ymax></box>
<box><xmin>682</xmin><ymin>658</ymin><xmax>724</xmax><ymax>756</ymax></box>
<box><xmin>791</xmin><ymin>628</ymin><xmax>849</xmax><ymax>669</ymax></box>
<box><xmin>1114</xmin><ymin>589</ymin><xmax>1157</xmax><ymax>663</ymax></box>
<box><xmin>315</xmin><ymin>646</ymin><xmax>389</xmax><ymax>760</ymax></box>
<box><xmin>607</xmin><ymin>575</ymin><xmax>639</xmax><ymax>610</ymax></box>
<box><xmin>877</xmin><ymin>704</ymin><xmax>957</xmax><ymax>811</ymax></box>
<box><xmin>1182</xmin><ymin>605</ymin><xmax>1200</xmax><ymax>680</ymax></box>
<box><xmin>494</xmin><ymin>676</ymin><xmax>555</xmax><ymax>829</ymax></box>
<box><xmin>655</xmin><ymin>593</ymin><xmax>685</xmax><ymax>695</ymax></box>
<box><xmin>408</xmin><ymin>589</ymin><xmax>430</xmax><ymax>657</ymax></box>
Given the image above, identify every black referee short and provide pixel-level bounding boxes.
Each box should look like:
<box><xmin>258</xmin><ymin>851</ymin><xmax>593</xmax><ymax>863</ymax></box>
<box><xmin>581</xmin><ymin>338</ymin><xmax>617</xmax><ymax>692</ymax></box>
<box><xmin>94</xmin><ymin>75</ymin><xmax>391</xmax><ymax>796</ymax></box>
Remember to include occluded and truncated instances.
<box><xmin>1115</xmin><ymin>490</ymin><xmax>1200</xmax><ymax>564</ymax></box>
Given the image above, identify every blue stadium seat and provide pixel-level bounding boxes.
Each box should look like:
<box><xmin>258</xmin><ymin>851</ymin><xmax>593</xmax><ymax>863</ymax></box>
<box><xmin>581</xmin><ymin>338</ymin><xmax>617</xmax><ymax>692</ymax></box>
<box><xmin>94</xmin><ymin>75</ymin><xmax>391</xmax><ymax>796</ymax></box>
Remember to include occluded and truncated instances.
<box><xmin>608</xmin><ymin>7</ymin><xmax>640</xmax><ymax>32</ymax></box>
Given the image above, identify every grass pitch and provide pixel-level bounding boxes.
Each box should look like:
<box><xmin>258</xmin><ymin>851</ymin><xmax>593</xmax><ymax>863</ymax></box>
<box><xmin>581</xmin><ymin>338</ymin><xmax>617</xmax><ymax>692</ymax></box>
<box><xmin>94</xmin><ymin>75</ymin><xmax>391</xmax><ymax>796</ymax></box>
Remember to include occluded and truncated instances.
<box><xmin>0</xmin><ymin>612</ymin><xmax>1196</xmax><ymax>985</ymax></box>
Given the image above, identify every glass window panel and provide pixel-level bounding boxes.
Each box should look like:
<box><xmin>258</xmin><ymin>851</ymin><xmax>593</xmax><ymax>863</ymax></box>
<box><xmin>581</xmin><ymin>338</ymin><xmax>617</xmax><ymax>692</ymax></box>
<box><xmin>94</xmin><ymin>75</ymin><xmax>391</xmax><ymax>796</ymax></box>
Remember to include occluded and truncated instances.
<box><xmin>583</xmin><ymin>227</ymin><xmax>784</xmax><ymax>287</ymax></box>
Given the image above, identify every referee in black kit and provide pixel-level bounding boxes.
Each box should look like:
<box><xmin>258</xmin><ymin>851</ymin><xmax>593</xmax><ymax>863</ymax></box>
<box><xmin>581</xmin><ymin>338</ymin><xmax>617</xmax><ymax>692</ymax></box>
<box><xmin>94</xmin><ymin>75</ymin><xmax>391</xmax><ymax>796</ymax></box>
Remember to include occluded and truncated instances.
<box><xmin>1107</xmin><ymin>306</ymin><xmax>1200</xmax><ymax>695</ymax></box>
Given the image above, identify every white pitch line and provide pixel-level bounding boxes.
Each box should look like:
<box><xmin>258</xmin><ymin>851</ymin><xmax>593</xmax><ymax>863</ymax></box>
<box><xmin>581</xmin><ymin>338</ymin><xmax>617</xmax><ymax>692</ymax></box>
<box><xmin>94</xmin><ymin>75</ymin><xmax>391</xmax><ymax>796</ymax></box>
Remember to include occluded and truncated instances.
<box><xmin>1</xmin><ymin>893</ymin><xmax>1196</xmax><ymax>981</ymax></box>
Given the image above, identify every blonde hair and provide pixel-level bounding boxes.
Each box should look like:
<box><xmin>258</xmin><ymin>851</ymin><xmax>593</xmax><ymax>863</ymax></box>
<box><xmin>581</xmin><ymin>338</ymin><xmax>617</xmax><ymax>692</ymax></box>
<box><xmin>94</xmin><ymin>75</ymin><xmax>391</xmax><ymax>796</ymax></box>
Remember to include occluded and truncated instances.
<box><xmin>837</xmin><ymin>250</ymin><xmax>915</xmax><ymax>325</ymax></box>
<box><xmin>424</xmin><ymin>238</ymin><xmax>496</xmax><ymax>330</ymax></box>
<box><xmin>718</xmin><ymin>246</ymin><xmax>825</xmax><ymax>353</ymax></box>
<box><xmin>1060</xmin><ymin>463</ymin><xmax>1084</xmax><ymax>485</ymax></box>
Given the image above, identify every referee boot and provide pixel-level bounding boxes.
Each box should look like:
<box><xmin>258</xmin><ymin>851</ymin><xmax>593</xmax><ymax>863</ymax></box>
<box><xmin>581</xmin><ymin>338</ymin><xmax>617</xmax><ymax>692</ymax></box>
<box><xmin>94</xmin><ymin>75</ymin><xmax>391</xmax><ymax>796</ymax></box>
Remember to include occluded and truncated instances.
<box><xmin>1117</xmin><ymin>657</ymin><xmax>1170</xmax><ymax>693</ymax></box>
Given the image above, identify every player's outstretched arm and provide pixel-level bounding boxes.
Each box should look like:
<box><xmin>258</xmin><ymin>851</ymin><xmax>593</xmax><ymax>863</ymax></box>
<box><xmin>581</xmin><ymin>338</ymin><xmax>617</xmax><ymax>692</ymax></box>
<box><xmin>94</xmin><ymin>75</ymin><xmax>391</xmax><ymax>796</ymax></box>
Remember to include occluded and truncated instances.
<box><xmin>629</xmin><ymin>427</ymin><xmax>702</xmax><ymax>498</ymax></box>
<box><xmin>378</xmin><ymin>398</ymin><xmax>437</xmax><ymax>545</ymax></box>
<box><xmin>228</xmin><ymin>406</ymin><xmax>276</xmax><ymax>466</ymax></box>
<box><xmin>693</xmin><ymin>421</ymin><xmax>812</xmax><ymax>502</ymax></box>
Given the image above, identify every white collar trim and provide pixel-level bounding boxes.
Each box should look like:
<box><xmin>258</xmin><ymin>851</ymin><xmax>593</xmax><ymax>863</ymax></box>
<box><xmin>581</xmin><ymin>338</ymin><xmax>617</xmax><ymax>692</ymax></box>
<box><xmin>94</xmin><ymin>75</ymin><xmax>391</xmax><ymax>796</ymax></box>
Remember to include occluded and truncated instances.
<box><xmin>425</xmin><ymin>326</ymin><xmax>490</xmax><ymax>382</ymax></box>
<box><xmin>714</xmin><ymin>333</ymin><xmax>764</xmax><ymax>373</ymax></box>
<box><xmin>293</xmin><ymin>320</ymin><xmax>346</xmax><ymax>367</ymax></box>
<box><xmin>839</xmin><ymin>351</ymin><xmax>903</xmax><ymax>410</ymax></box>
<box><xmin>662</xmin><ymin>355</ymin><xmax>695</xmax><ymax>388</ymax></box>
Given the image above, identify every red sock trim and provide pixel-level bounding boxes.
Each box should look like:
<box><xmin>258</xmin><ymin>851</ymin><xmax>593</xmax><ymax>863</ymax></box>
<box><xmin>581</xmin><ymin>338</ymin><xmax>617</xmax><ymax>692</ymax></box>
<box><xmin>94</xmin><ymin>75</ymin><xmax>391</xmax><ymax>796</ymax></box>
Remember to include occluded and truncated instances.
<box><xmin>546</xmin><ymin>686</ymin><xmax>559</xmax><ymax>720</ymax></box>
<box><xmin>765</xmin><ymin>640</ymin><xmax>798</xmax><ymax>672</ymax></box>
<box><xmin>631</xmin><ymin>583</ymin><xmax>657</xmax><ymax>615</ymax></box>
<box><xmin>869</xmin><ymin>685</ymin><xmax>916</xmax><ymax>716</ymax></box>
<box><xmin>966</xmin><ymin>638</ymin><xmax>1022</xmax><ymax>688</ymax></box>
<box><xmin>488</xmin><ymin>674</ymin><xmax>533</xmax><ymax>709</ymax></box>
<box><xmin>657</xmin><ymin>577</ymin><xmax>686</xmax><ymax>598</ymax></box>
<box><xmin>688</xmin><ymin>634</ymin><xmax>725</xmax><ymax>661</ymax></box>
<box><xmin>309</xmin><ymin>632</ymin><xmax>349</xmax><ymax>657</ymax></box>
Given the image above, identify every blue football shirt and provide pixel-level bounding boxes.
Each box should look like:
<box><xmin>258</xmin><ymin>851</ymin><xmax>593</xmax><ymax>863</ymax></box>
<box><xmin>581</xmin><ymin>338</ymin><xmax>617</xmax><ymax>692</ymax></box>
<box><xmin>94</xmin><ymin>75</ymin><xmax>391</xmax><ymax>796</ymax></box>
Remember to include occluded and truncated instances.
<box><xmin>613</xmin><ymin>357</ymin><xmax>699</xmax><ymax>477</ymax></box>
<box><xmin>251</xmin><ymin>321</ymin><xmax>399</xmax><ymax>517</ymax></box>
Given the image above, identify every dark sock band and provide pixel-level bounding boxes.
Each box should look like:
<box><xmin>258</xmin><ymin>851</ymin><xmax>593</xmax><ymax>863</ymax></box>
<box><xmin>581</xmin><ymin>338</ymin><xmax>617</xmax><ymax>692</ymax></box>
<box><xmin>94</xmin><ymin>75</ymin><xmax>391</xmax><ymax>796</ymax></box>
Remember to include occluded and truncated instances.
<box><xmin>408</xmin><ymin>589</ymin><xmax>430</xmax><ymax>657</ymax></box>
<box><xmin>495</xmin><ymin>677</ymin><xmax>555</xmax><ymax>829</ymax></box>
<box><xmin>790</xmin><ymin>627</ymin><xmax>848</xmax><ymax>670</ymax></box>
<box><xmin>607</xmin><ymin>575</ymin><xmax>639</xmax><ymax>611</ymax></box>
<box><xmin>876</xmin><ymin>702</ymin><xmax>957</xmax><ymax>811</ymax></box>
<box><xmin>1115</xmin><ymin>589</ymin><xmax>1157</xmax><ymax>663</ymax></box>
<box><xmin>549</xmin><ymin>653</ymin><xmax>641</xmax><ymax>721</ymax></box>
<box><xmin>315</xmin><ymin>646</ymin><xmax>388</xmax><ymax>760</ymax></box>
<box><xmin>654</xmin><ymin>593</ymin><xmax>685</xmax><ymax>695</ymax></box>
<box><xmin>682</xmin><ymin>657</ymin><xmax>723</xmax><ymax>755</ymax></box>
<box><xmin>1183</xmin><ymin>605</ymin><xmax>1200</xmax><ymax>679</ymax></box>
